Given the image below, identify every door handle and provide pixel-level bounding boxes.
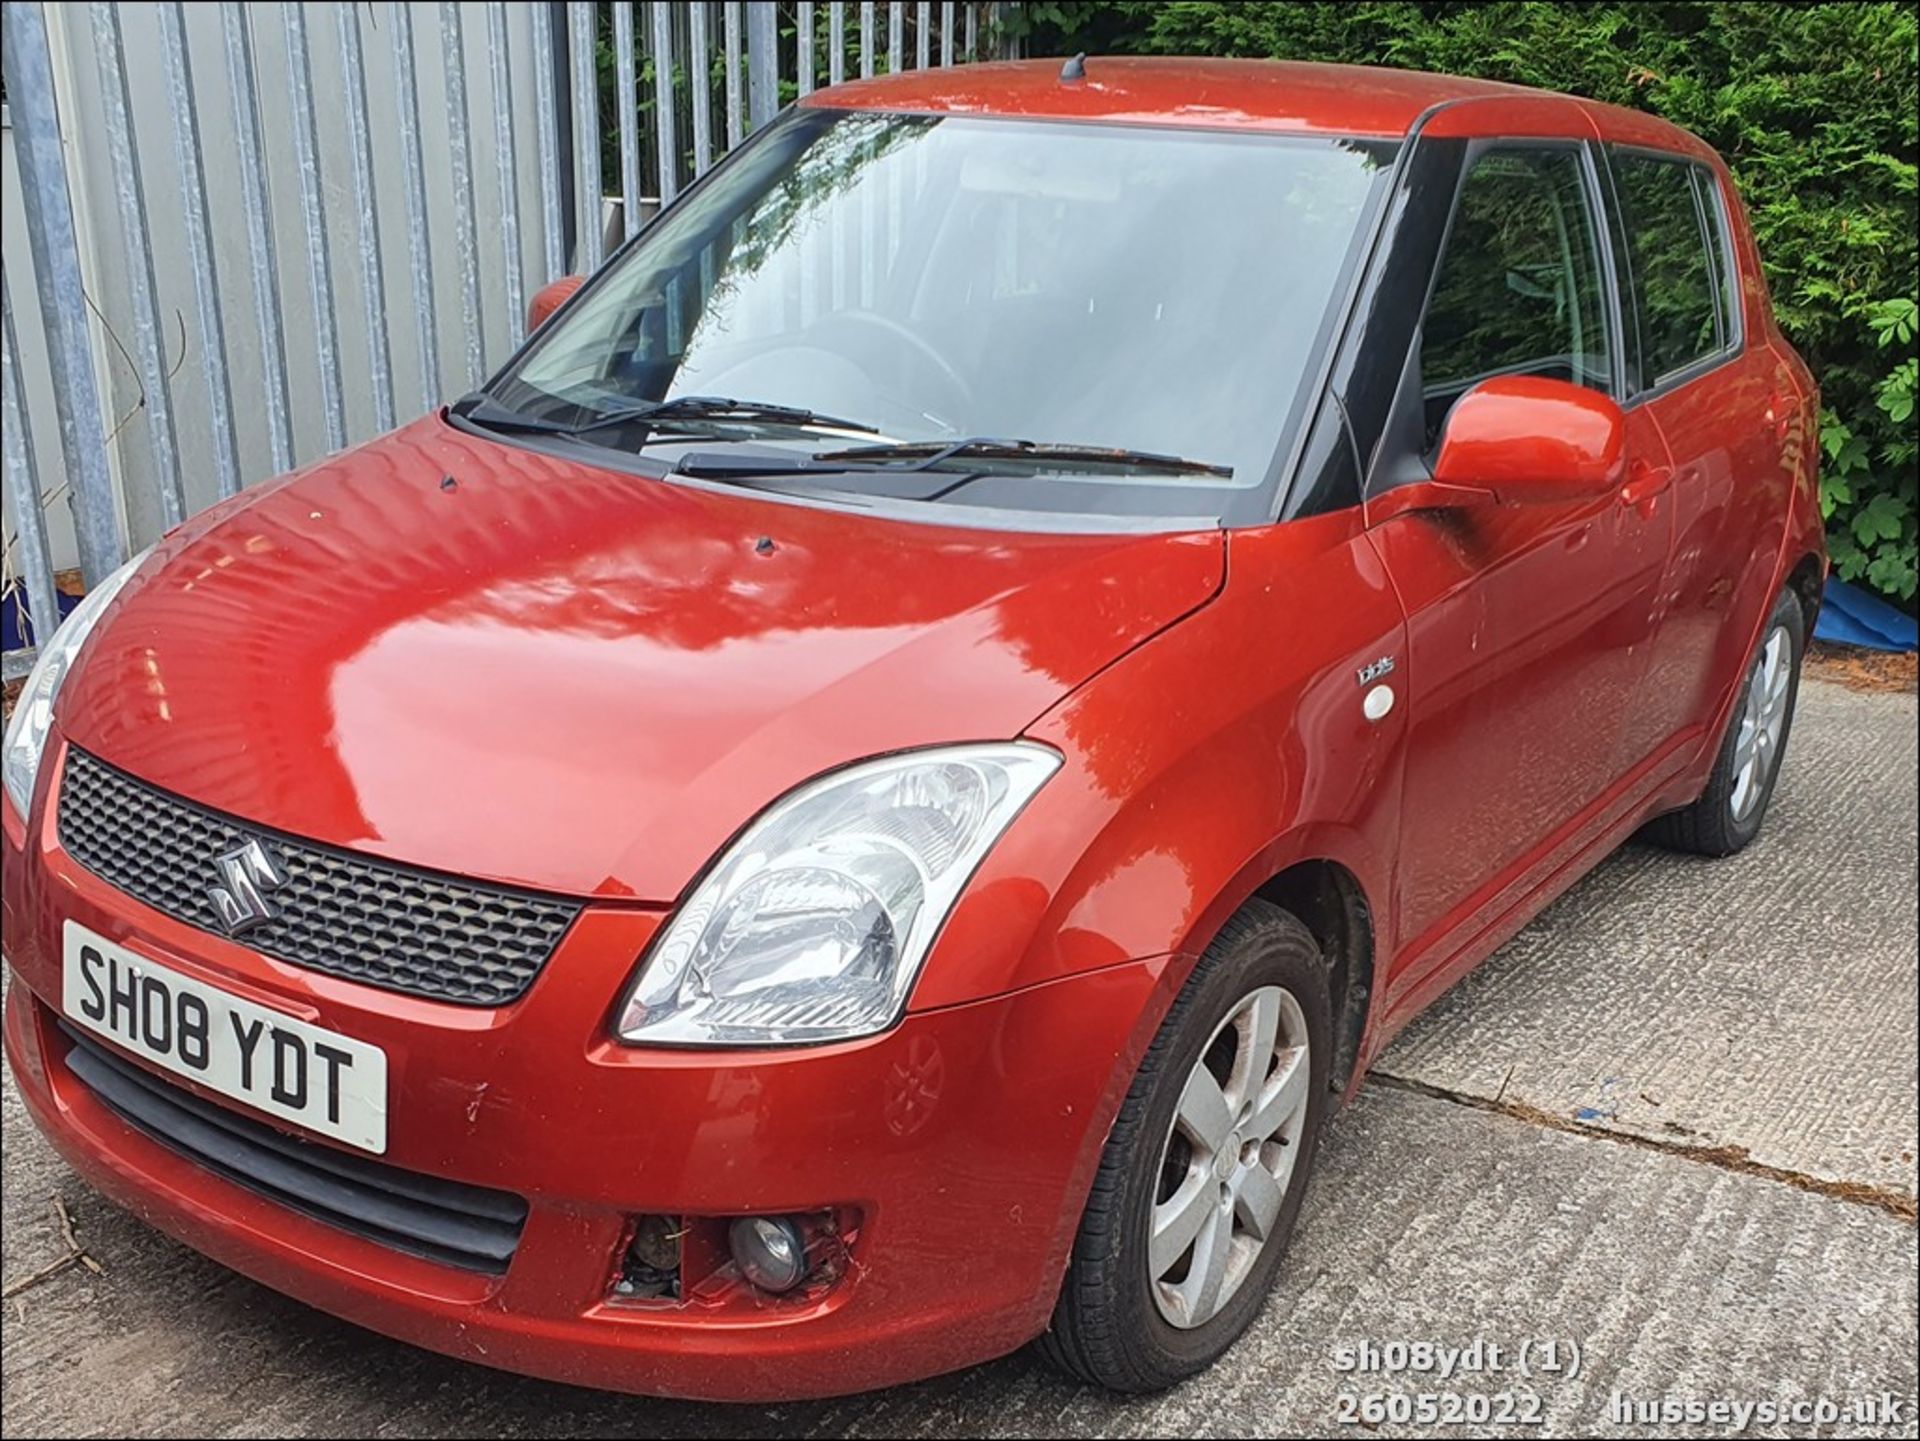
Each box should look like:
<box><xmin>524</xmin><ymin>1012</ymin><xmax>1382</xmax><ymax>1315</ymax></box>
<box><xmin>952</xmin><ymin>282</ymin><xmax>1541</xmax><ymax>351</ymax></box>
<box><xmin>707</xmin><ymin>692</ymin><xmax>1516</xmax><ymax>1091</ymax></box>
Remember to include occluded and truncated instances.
<box><xmin>1620</xmin><ymin>460</ymin><xmax>1672</xmax><ymax>514</ymax></box>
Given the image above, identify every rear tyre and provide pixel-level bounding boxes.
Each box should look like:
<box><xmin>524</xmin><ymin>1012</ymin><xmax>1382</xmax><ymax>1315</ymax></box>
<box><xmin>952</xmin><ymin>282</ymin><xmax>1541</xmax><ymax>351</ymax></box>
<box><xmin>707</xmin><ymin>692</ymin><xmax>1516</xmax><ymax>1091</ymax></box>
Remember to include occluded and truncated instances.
<box><xmin>1037</xmin><ymin>900</ymin><xmax>1331</xmax><ymax>1393</ymax></box>
<box><xmin>1644</xmin><ymin>587</ymin><xmax>1805</xmax><ymax>858</ymax></box>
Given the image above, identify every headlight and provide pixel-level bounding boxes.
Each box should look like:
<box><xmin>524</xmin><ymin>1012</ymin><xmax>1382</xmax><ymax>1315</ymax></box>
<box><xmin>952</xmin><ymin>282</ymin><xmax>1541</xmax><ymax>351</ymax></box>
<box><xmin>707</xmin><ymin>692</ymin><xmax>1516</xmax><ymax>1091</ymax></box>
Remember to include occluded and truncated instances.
<box><xmin>3</xmin><ymin>549</ymin><xmax>149</xmax><ymax>816</ymax></box>
<box><xmin>617</xmin><ymin>743</ymin><xmax>1060</xmax><ymax>1047</ymax></box>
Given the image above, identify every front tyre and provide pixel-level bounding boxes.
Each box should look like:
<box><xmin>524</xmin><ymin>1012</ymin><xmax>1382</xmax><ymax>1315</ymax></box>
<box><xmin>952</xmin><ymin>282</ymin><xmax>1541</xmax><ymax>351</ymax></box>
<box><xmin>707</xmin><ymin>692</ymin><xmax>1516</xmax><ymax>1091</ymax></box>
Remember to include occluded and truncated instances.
<box><xmin>1037</xmin><ymin>900</ymin><xmax>1331</xmax><ymax>1392</ymax></box>
<box><xmin>1645</xmin><ymin>587</ymin><xmax>1806</xmax><ymax>858</ymax></box>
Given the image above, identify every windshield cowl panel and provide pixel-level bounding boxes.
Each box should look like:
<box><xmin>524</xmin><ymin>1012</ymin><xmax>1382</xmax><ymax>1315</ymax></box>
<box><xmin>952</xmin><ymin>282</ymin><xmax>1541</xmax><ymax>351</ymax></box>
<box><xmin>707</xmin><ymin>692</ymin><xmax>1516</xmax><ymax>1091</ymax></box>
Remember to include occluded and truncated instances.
<box><xmin>488</xmin><ymin>109</ymin><xmax>1397</xmax><ymax>527</ymax></box>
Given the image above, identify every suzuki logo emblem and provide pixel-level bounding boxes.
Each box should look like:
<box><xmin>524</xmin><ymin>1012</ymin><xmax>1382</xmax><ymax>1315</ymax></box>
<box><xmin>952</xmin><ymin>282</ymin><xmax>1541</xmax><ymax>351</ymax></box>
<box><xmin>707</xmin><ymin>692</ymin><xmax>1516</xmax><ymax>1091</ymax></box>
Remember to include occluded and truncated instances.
<box><xmin>207</xmin><ymin>838</ymin><xmax>289</xmax><ymax>935</ymax></box>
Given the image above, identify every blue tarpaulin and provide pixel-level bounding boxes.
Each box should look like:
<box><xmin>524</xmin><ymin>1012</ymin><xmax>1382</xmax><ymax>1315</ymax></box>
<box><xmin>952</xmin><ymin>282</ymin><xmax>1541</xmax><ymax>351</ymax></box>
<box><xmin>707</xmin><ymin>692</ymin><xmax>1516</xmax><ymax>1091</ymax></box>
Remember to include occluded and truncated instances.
<box><xmin>1815</xmin><ymin>576</ymin><xmax>1919</xmax><ymax>653</ymax></box>
<box><xmin>1</xmin><ymin>588</ymin><xmax>80</xmax><ymax>656</ymax></box>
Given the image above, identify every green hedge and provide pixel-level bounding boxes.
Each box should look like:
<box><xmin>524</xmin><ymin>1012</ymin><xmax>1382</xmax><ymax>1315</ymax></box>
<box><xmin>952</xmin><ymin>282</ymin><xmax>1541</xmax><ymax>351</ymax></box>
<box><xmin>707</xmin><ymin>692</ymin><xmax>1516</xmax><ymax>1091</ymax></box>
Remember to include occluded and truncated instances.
<box><xmin>1006</xmin><ymin>2</ymin><xmax>1918</xmax><ymax>604</ymax></box>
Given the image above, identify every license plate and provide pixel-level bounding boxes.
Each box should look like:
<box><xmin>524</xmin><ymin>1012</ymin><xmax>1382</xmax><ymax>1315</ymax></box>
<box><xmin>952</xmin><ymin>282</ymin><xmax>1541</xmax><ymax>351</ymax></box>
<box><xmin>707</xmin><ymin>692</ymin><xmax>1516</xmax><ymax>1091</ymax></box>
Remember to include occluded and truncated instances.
<box><xmin>61</xmin><ymin>920</ymin><xmax>388</xmax><ymax>1153</ymax></box>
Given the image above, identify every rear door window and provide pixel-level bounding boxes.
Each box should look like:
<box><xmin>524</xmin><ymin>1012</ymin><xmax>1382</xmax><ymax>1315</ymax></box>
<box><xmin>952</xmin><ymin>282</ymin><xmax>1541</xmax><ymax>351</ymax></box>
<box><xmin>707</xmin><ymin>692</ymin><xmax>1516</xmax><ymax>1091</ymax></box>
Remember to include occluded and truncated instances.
<box><xmin>1693</xmin><ymin>168</ymin><xmax>1741</xmax><ymax>350</ymax></box>
<box><xmin>1419</xmin><ymin>145</ymin><xmax>1614</xmax><ymax>446</ymax></box>
<box><xmin>1610</xmin><ymin>150</ymin><xmax>1727</xmax><ymax>385</ymax></box>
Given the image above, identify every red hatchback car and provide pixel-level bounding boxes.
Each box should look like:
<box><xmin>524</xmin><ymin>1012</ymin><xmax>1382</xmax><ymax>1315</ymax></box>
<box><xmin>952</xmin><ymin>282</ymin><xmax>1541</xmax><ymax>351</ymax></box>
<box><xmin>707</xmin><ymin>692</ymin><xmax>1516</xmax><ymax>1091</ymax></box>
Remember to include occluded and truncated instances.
<box><xmin>4</xmin><ymin>59</ymin><xmax>1823</xmax><ymax>1399</ymax></box>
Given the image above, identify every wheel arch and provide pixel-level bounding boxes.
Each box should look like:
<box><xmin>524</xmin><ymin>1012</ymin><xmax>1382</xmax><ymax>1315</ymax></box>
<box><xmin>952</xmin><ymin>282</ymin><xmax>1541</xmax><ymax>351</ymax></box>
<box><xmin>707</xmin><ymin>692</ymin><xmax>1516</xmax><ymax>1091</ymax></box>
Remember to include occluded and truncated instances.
<box><xmin>1149</xmin><ymin>828</ymin><xmax>1386</xmax><ymax>1103</ymax></box>
<box><xmin>1251</xmin><ymin>860</ymin><xmax>1377</xmax><ymax>1098</ymax></box>
<box><xmin>1785</xmin><ymin>550</ymin><xmax>1825</xmax><ymax>634</ymax></box>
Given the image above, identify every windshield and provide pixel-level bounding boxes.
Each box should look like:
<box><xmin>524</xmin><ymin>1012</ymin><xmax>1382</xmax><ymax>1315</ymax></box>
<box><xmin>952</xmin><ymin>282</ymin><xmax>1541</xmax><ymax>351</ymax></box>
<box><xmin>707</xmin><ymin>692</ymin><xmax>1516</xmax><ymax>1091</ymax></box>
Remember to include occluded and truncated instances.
<box><xmin>487</xmin><ymin>110</ymin><xmax>1395</xmax><ymax>524</ymax></box>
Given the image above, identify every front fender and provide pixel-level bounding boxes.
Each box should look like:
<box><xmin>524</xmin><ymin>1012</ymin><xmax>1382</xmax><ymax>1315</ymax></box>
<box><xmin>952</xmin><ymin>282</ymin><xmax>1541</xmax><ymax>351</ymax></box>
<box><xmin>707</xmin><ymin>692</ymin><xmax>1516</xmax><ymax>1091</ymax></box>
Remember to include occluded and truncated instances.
<box><xmin>909</xmin><ymin>509</ymin><xmax>1407</xmax><ymax>1013</ymax></box>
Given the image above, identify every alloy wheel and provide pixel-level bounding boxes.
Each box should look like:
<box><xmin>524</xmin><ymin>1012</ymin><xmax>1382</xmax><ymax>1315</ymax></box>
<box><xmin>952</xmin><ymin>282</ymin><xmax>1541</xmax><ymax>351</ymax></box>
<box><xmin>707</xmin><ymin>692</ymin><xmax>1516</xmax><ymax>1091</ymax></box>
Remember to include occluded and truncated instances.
<box><xmin>1730</xmin><ymin>624</ymin><xmax>1792</xmax><ymax>822</ymax></box>
<box><xmin>1148</xmin><ymin>985</ymin><xmax>1311</xmax><ymax>1329</ymax></box>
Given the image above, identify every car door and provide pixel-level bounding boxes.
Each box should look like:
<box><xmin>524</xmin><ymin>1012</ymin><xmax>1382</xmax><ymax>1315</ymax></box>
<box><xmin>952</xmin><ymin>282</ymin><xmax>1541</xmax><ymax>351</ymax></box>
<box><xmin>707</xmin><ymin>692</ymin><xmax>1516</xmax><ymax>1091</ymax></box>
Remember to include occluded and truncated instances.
<box><xmin>1603</xmin><ymin>145</ymin><xmax>1797</xmax><ymax>762</ymax></box>
<box><xmin>1363</xmin><ymin>140</ymin><xmax>1674</xmax><ymax>993</ymax></box>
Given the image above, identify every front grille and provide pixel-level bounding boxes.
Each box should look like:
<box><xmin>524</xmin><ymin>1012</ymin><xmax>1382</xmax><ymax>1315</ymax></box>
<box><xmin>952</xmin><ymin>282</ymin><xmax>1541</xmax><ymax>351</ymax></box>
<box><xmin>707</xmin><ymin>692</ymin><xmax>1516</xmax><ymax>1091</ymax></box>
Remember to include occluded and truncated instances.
<box><xmin>57</xmin><ymin>748</ymin><xmax>580</xmax><ymax>1006</ymax></box>
<box><xmin>60</xmin><ymin>1024</ymin><xmax>527</xmax><ymax>1273</ymax></box>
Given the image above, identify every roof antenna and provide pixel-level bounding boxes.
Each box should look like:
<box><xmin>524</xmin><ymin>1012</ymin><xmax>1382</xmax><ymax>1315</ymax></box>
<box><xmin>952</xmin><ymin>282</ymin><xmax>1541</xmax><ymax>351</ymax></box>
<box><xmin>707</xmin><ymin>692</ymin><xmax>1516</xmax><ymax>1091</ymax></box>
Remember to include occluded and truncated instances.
<box><xmin>1060</xmin><ymin>52</ymin><xmax>1086</xmax><ymax>83</ymax></box>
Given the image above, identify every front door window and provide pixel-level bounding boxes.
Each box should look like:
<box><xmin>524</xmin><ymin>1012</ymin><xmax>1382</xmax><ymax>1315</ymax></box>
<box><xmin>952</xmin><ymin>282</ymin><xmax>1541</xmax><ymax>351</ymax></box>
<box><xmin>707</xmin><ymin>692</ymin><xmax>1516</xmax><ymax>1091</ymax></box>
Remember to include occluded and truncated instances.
<box><xmin>1420</xmin><ymin>146</ymin><xmax>1614</xmax><ymax>446</ymax></box>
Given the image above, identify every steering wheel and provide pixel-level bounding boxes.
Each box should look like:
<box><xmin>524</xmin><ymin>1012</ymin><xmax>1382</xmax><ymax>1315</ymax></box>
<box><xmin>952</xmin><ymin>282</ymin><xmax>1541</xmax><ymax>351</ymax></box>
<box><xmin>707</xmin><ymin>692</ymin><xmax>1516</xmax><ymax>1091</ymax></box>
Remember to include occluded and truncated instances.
<box><xmin>802</xmin><ymin>310</ymin><xmax>976</xmax><ymax>428</ymax></box>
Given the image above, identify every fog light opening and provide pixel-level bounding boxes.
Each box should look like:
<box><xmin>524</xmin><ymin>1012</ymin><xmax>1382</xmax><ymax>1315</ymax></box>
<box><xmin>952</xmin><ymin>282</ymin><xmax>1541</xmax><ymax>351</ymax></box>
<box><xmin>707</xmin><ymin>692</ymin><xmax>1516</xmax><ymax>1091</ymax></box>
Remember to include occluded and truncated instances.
<box><xmin>728</xmin><ymin>1214</ymin><xmax>810</xmax><ymax>1295</ymax></box>
<box><xmin>612</xmin><ymin>1214</ymin><xmax>683</xmax><ymax>1301</ymax></box>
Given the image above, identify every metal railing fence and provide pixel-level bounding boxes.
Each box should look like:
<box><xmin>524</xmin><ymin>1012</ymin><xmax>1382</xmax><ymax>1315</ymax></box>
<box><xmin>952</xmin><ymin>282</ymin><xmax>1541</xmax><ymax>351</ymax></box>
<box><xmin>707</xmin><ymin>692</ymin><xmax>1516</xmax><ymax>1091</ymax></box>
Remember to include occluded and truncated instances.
<box><xmin>1</xmin><ymin>1</ymin><xmax>1015</xmax><ymax>680</ymax></box>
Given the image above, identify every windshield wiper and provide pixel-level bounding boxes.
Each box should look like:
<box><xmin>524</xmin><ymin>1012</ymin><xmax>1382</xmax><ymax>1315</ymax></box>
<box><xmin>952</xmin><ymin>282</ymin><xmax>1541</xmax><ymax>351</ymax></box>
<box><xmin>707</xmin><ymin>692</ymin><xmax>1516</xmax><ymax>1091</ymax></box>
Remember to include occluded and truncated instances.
<box><xmin>453</xmin><ymin>392</ymin><xmax>883</xmax><ymax>441</ymax></box>
<box><xmin>635</xmin><ymin>395</ymin><xmax>883</xmax><ymax>434</ymax></box>
<box><xmin>672</xmin><ymin>435</ymin><xmax>1233</xmax><ymax>483</ymax></box>
<box><xmin>452</xmin><ymin>393</ymin><xmax>678</xmax><ymax>436</ymax></box>
<box><xmin>809</xmin><ymin>437</ymin><xmax>1233</xmax><ymax>478</ymax></box>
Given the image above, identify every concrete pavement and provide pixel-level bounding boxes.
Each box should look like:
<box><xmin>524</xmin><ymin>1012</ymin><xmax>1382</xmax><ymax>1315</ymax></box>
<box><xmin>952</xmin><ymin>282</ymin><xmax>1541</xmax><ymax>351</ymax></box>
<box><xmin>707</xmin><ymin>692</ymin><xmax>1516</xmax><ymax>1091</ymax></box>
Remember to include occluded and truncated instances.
<box><xmin>4</xmin><ymin>675</ymin><xmax>1915</xmax><ymax>1438</ymax></box>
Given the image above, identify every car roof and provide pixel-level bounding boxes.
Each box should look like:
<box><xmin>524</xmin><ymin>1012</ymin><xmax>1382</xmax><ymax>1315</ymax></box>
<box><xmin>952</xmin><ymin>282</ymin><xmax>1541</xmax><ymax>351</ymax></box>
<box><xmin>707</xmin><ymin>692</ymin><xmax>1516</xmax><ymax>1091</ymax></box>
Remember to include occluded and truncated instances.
<box><xmin>800</xmin><ymin>56</ymin><xmax>1711</xmax><ymax>156</ymax></box>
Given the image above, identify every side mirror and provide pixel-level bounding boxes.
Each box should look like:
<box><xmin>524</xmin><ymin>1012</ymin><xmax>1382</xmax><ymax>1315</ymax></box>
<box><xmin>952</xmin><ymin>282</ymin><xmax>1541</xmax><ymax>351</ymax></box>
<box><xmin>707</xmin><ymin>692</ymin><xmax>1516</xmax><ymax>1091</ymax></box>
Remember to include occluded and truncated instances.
<box><xmin>527</xmin><ymin>275</ymin><xmax>585</xmax><ymax>333</ymax></box>
<box><xmin>1431</xmin><ymin>375</ymin><xmax>1626</xmax><ymax>503</ymax></box>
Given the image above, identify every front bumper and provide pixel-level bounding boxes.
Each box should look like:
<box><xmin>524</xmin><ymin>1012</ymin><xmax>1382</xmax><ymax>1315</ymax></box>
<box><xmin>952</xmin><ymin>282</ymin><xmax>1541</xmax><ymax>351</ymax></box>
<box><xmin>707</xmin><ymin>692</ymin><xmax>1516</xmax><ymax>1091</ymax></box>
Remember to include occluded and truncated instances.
<box><xmin>3</xmin><ymin>747</ymin><xmax>1170</xmax><ymax>1400</ymax></box>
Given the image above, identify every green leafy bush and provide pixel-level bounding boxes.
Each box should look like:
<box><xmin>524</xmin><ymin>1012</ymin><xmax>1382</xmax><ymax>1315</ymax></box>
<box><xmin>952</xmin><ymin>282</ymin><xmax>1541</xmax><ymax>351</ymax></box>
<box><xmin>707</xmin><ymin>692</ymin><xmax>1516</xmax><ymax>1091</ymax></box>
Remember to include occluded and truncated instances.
<box><xmin>1006</xmin><ymin>2</ymin><xmax>1919</xmax><ymax>605</ymax></box>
